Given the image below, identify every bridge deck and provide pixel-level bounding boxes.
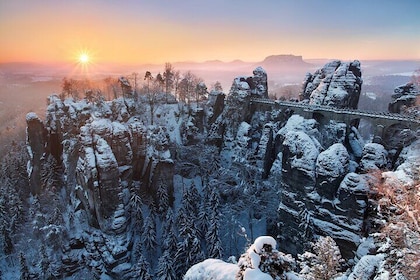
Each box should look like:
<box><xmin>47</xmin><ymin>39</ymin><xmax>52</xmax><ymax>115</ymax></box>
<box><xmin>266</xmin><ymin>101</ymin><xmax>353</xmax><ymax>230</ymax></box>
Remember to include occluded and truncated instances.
<box><xmin>250</xmin><ymin>98</ymin><xmax>420</xmax><ymax>125</ymax></box>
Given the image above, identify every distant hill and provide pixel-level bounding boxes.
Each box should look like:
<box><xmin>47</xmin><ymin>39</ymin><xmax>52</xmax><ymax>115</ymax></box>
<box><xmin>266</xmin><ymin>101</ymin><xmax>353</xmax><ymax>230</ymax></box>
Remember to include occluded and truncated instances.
<box><xmin>258</xmin><ymin>54</ymin><xmax>312</xmax><ymax>69</ymax></box>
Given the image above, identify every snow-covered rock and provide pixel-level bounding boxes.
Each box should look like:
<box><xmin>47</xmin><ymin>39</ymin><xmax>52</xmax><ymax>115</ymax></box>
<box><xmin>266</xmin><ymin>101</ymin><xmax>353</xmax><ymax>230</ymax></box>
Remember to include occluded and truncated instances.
<box><xmin>359</xmin><ymin>143</ymin><xmax>388</xmax><ymax>172</ymax></box>
<box><xmin>316</xmin><ymin>143</ymin><xmax>350</xmax><ymax>195</ymax></box>
<box><xmin>388</xmin><ymin>82</ymin><xmax>419</xmax><ymax>114</ymax></box>
<box><xmin>300</xmin><ymin>60</ymin><xmax>362</xmax><ymax>109</ymax></box>
<box><xmin>347</xmin><ymin>254</ymin><xmax>385</xmax><ymax>280</ymax></box>
<box><xmin>282</xmin><ymin>131</ymin><xmax>320</xmax><ymax>183</ymax></box>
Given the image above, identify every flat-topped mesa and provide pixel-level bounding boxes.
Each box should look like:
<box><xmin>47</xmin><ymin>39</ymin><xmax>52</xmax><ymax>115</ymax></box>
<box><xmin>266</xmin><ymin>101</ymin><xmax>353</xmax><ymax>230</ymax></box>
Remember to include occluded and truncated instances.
<box><xmin>300</xmin><ymin>60</ymin><xmax>363</xmax><ymax>109</ymax></box>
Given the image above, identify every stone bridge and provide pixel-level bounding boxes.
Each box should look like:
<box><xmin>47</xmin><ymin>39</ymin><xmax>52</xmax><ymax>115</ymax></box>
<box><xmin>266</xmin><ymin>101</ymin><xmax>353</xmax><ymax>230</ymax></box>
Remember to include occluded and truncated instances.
<box><xmin>250</xmin><ymin>98</ymin><xmax>420</xmax><ymax>143</ymax></box>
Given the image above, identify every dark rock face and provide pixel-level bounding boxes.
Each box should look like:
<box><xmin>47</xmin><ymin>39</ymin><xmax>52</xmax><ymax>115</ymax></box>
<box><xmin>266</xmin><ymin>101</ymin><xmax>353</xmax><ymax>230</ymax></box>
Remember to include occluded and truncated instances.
<box><xmin>300</xmin><ymin>60</ymin><xmax>362</xmax><ymax>109</ymax></box>
<box><xmin>252</xmin><ymin>67</ymin><xmax>268</xmax><ymax>98</ymax></box>
<box><xmin>207</xmin><ymin>91</ymin><xmax>225</xmax><ymax>125</ymax></box>
<box><xmin>26</xmin><ymin>112</ymin><xmax>47</xmax><ymax>194</ymax></box>
<box><xmin>274</xmin><ymin>116</ymin><xmax>372</xmax><ymax>258</ymax></box>
<box><xmin>388</xmin><ymin>82</ymin><xmax>419</xmax><ymax>116</ymax></box>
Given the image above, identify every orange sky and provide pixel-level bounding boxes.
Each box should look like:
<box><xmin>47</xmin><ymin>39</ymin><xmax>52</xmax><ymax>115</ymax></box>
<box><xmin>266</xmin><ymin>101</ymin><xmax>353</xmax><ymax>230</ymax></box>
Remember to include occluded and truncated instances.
<box><xmin>1</xmin><ymin>0</ymin><xmax>419</xmax><ymax>65</ymax></box>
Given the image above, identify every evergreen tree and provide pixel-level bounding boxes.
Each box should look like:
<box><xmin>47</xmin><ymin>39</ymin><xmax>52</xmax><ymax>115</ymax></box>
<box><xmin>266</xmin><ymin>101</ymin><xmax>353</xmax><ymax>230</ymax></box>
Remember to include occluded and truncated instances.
<box><xmin>2</xmin><ymin>226</ymin><xmax>13</xmax><ymax>256</ymax></box>
<box><xmin>155</xmin><ymin>250</ymin><xmax>177</xmax><ymax>280</ymax></box>
<box><xmin>156</xmin><ymin>178</ymin><xmax>169</xmax><ymax>215</ymax></box>
<box><xmin>162</xmin><ymin>208</ymin><xmax>178</xmax><ymax>254</ymax></box>
<box><xmin>19</xmin><ymin>252</ymin><xmax>30</xmax><ymax>280</ymax></box>
<box><xmin>39</xmin><ymin>245</ymin><xmax>51</xmax><ymax>278</ymax></box>
<box><xmin>131</xmin><ymin>254</ymin><xmax>152</xmax><ymax>280</ymax></box>
<box><xmin>142</xmin><ymin>214</ymin><xmax>157</xmax><ymax>259</ymax></box>
<box><xmin>206</xmin><ymin>188</ymin><xmax>223</xmax><ymax>259</ymax></box>
<box><xmin>130</xmin><ymin>193</ymin><xmax>144</xmax><ymax>234</ymax></box>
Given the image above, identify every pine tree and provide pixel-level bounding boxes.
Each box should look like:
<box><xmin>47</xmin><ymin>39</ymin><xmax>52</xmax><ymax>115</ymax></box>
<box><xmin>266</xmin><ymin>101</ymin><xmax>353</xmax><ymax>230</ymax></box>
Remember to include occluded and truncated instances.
<box><xmin>198</xmin><ymin>183</ymin><xmax>210</xmax><ymax>239</ymax></box>
<box><xmin>206</xmin><ymin>188</ymin><xmax>223</xmax><ymax>259</ymax></box>
<box><xmin>39</xmin><ymin>245</ymin><xmax>51</xmax><ymax>278</ymax></box>
<box><xmin>156</xmin><ymin>250</ymin><xmax>177</xmax><ymax>280</ymax></box>
<box><xmin>162</xmin><ymin>208</ymin><xmax>178</xmax><ymax>254</ymax></box>
<box><xmin>156</xmin><ymin>178</ymin><xmax>169</xmax><ymax>215</ymax></box>
<box><xmin>19</xmin><ymin>252</ymin><xmax>30</xmax><ymax>280</ymax></box>
<box><xmin>142</xmin><ymin>214</ymin><xmax>157</xmax><ymax>259</ymax></box>
<box><xmin>131</xmin><ymin>254</ymin><xmax>152</xmax><ymax>280</ymax></box>
<box><xmin>1</xmin><ymin>226</ymin><xmax>13</xmax><ymax>256</ymax></box>
<box><xmin>130</xmin><ymin>193</ymin><xmax>144</xmax><ymax>234</ymax></box>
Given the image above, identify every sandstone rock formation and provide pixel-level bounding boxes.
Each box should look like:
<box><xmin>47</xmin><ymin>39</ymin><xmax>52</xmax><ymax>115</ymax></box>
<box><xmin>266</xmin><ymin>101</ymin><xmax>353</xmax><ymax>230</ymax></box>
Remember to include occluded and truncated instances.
<box><xmin>300</xmin><ymin>60</ymin><xmax>362</xmax><ymax>109</ymax></box>
<box><xmin>388</xmin><ymin>82</ymin><xmax>418</xmax><ymax>114</ymax></box>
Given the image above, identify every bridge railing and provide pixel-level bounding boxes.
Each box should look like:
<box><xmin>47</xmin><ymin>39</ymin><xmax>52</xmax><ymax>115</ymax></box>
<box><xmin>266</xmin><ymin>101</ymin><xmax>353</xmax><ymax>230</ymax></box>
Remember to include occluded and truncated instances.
<box><xmin>250</xmin><ymin>98</ymin><xmax>420</xmax><ymax>124</ymax></box>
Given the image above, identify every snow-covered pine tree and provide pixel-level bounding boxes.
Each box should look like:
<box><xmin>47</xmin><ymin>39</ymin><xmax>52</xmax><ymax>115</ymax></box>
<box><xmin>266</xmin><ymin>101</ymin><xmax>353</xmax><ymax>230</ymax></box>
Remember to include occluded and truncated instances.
<box><xmin>162</xmin><ymin>208</ymin><xmax>178</xmax><ymax>254</ymax></box>
<box><xmin>40</xmin><ymin>154</ymin><xmax>62</xmax><ymax>192</ymax></box>
<box><xmin>19</xmin><ymin>252</ymin><xmax>30</xmax><ymax>280</ymax></box>
<box><xmin>1</xmin><ymin>226</ymin><xmax>13</xmax><ymax>256</ymax></box>
<box><xmin>39</xmin><ymin>244</ymin><xmax>51</xmax><ymax>279</ymax></box>
<box><xmin>131</xmin><ymin>254</ymin><xmax>152</xmax><ymax>280</ymax></box>
<box><xmin>155</xmin><ymin>250</ymin><xmax>177</xmax><ymax>280</ymax></box>
<box><xmin>198</xmin><ymin>183</ymin><xmax>210</xmax><ymax>240</ymax></box>
<box><xmin>206</xmin><ymin>187</ymin><xmax>223</xmax><ymax>259</ymax></box>
<box><xmin>142</xmin><ymin>214</ymin><xmax>157</xmax><ymax>261</ymax></box>
<box><xmin>130</xmin><ymin>192</ymin><xmax>144</xmax><ymax>235</ymax></box>
<box><xmin>156</xmin><ymin>178</ymin><xmax>169</xmax><ymax>215</ymax></box>
<box><xmin>177</xmin><ymin>183</ymin><xmax>201</xmax><ymax>239</ymax></box>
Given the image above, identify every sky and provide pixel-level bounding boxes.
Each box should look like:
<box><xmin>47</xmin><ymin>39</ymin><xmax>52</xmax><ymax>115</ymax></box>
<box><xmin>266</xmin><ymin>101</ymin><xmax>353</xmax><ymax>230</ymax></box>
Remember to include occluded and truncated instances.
<box><xmin>0</xmin><ymin>0</ymin><xmax>419</xmax><ymax>65</ymax></box>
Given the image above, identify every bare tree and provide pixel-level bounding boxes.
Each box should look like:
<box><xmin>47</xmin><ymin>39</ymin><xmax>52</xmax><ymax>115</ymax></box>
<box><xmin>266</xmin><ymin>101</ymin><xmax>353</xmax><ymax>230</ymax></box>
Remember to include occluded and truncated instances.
<box><xmin>131</xmin><ymin>72</ymin><xmax>139</xmax><ymax>100</ymax></box>
<box><xmin>163</xmin><ymin>63</ymin><xmax>174</xmax><ymax>102</ymax></box>
<box><xmin>103</xmin><ymin>76</ymin><xmax>120</xmax><ymax>100</ymax></box>
<box><xmin>144</xmin><ymin>71</ymin><xmax>153</xmax><ymax>95</ymax></box>
<box><xmin>173</xmin><ymin>70</ymin><xmax>181</xmax><ymax>100</ymax></box>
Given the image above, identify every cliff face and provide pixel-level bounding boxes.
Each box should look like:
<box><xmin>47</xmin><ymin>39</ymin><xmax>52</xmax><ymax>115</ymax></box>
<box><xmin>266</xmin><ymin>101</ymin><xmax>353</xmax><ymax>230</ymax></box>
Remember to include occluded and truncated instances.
<box><xmin>22</xmin><ymin>62</ymin><xmax>417</xmax><ymax>278</ymax></box>
<box><xmin>27</xmin><ymin>96</ymin><xmax>174</xmax><ymax>233</ymax></box>
<box><xmin>300</xmin><ymin>60</ymin><xmax>362</xmax><ymax>109</ymax></box>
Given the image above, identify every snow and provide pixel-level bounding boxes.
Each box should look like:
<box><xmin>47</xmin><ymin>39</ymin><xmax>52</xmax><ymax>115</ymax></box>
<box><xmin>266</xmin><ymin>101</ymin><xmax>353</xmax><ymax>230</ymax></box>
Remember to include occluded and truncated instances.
<box><xmin>91</xmin><ymin>118</ymin><xmax>112</xmax><ymax>135</ymax></box>
<box><xmin>244</xmin><ymin>268</ymin><xmax>272</xmax><ymax>280</ymax></box>
<box><xmin>253</xmin><ymin>236</ymin><xmax>277</xmax><ymax>254</ymax></box>
<box><xmin>316</xmin><ymin>143</ymin><xmax>349</xmax><ymax>180</ymax></box>
<box><xmin>184</xmin><ymin>259</ymin><xmax>238</xmax><ymax>280</ymax></box>
<box><xmin>283</xmin><ymin>131</ymin><xmax>319</xmax><ymax>179</ymax></box>
<box><xmin>347</xmin><ymin>254</ymin><xmax>385</xmax><ymax>280</ymax></box>
<box><xmin>26</xmin><ymin>112</ymin><xmax>39</xmax><ymax>122</ymax></box>
<box><xmin>249</xmin><ymin>246</ymin><xmax>261</xmax><ymax>267</ymax></box>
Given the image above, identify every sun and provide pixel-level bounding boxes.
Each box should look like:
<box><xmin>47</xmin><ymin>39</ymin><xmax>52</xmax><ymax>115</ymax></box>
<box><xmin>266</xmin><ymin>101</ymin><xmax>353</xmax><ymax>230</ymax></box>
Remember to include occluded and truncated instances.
<box><xmin>78</xmin><ymin>52</ymin><xmax>90</xmax><ymax>64</ymax></box>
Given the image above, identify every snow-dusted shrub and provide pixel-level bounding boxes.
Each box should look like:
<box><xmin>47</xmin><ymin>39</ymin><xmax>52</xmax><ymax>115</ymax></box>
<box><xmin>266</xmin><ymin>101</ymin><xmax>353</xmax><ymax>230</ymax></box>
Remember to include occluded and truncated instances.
<box><xmin>236</xmin><ymin>236</ymin><xmax>296</xmax><ymax>280</ymax></box>
<box><xmin>298</xmin><ymin>236</ymin><xmax>344</xmax><ymax>280</ymax></box>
